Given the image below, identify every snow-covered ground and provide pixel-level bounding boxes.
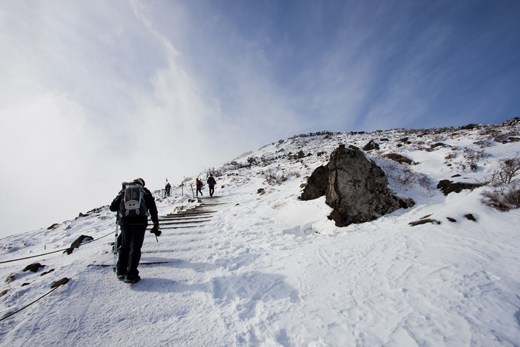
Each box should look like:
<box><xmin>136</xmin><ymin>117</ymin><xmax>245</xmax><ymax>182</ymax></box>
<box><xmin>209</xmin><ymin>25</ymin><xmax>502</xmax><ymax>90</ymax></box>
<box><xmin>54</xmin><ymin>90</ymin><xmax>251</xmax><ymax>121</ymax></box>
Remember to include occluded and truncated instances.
<box><xmin>1</xmin><ymin>120</ymin><xmax>520</xmax><ymax>346</ymax></box>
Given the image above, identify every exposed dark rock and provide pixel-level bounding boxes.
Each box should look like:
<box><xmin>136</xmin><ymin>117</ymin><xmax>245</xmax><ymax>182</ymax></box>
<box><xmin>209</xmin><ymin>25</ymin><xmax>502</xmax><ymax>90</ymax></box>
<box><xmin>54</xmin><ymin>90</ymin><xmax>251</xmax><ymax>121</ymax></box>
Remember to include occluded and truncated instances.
<box><xmin>437</xmin><ymin>180</ymin><xmax>484</xmax><ymax>196</ymax></box>
<box><xmin>461</xmin><ymin>123</ymin><xmax>479</xmax><ymax>130</ymax></box>
<box><xmin>257</xmin><ymin>188</ymin><xmax>266</xmax><ymax>195</ymax></box>
<box><xmin>431</xmin><ymin>143</ymin><xmax>447</xmax><ymax>149</ymax></box>
<box><xmin>398</xmin><ymin>198</ymin><xmax>416</xmax><ymax>208</ymax></box>
<box><xmin>380</xmin><ymin>138</ymin><xmax>389</xmax><ymax>142</ymax></box>
<box><xmin>363</xmin><ymin>140</ymin><xmax>380</xmax><ymax>151</ymax></box>
<box><xmin>447</xmin><ymin>217</ymin><xmax>457</xmax><ymax>223</ymax></box>
<box><xmin>0</xmin><ymin>289</ymin><xmax>9</xmax><ymax>297</ymax></box>
<box><xmin>21</xmin><ymin>283</ymin><xmax>30</xmax><ymax>287</ymax></box>
<box><xmin>451</xmin><ymin>174</ymin><xmax>461</xmax><ymax>178</ymax></box>
<box><xmin>300</xmin><ymin>165</ymin><xmax>330</xmax><ymax>201</ymax></box>
<box><xmin>382</xmin><ymin>153</ymin><xmax>413</xmax><ymax>165</ymax></box>
<box><xmin>47</xmin><ymin>223</ymin><xmax>59</xmax><ymax>230</ymax></box>
<box><xmin>464</xmin><ymin>214</ymin><xmax>477</xmax><ymax>222</ymax></box>
<box><xmin>5</xmin><ymin>273</ymin><xmax>15</xmax><ymax>283</ymax></box>
<box><xmin>51</xmin><ymin>278</ymin><xmax>70</xmax><ymax>289</ymax></box>
<box><xmin>301</xmin><ymin>145</ymin><xmax>414</xmax><ymax>227</ymax></box>
<box><xmin>409</xmin><ymin>218</ymin><xmax>441</xmax><ymax>226</ymax></box>
<box><xmin>64</xmin><ymin>235</ymin><xmax>94</xmax><ymax>255</ymax></box>
<box><xmin>23</xmin><ymin>263</ymin><xmax>45</xmax><ymax>273</ymax></box>
<box><xmin>503</xmin><ymin>117</ymin><xmax>520</xmax><ymax>127</ymax></box>
<box><xmin>502</xmin><ymin>136</ymin><xmax>520</xmax><ymax>144</ymax></box>
<box><xmin>41</xmin><ymin>269</ymin><xmax>55</xmax><ymax>277</ymax></box>
<box><xmin>76</xmin><ymin>206</ymin><xmax>106</xmax><ymax>220</ymax></box>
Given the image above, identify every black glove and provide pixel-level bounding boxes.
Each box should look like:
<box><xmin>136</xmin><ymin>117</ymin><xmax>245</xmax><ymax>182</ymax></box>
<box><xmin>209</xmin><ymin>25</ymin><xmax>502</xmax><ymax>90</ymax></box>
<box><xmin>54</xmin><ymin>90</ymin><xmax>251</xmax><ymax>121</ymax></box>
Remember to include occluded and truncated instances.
<box><xmin>150</xmin><ymin>225</ymin><xmax>162</xmax><ymax>237</ymax></box>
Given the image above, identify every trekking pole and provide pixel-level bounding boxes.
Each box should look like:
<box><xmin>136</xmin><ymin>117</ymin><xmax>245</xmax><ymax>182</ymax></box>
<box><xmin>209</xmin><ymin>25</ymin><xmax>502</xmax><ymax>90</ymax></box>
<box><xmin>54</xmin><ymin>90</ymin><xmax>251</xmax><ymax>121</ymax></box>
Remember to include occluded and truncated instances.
<box><xmin>113</xmin><ymin>212</ymin><xmax>119</xmax><ymax>273</ymax></box>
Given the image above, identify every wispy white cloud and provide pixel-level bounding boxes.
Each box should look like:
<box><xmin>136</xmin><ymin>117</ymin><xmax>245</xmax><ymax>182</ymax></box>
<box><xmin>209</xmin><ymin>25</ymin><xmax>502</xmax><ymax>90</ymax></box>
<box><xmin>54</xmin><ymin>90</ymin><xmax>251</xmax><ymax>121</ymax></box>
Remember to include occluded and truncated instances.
<box><xmin>0</xmin><ymin>0</ymin><xmax>307</xmax><ymax>236</ymax></box>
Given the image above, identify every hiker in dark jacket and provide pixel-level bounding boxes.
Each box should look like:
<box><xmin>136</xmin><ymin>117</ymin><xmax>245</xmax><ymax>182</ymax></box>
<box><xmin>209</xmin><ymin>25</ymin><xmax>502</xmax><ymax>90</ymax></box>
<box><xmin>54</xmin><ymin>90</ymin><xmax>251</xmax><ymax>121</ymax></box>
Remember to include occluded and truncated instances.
<box><xmin>196</xmin><ymin>178</ymin><xmax>203</xmax><ymax>196</ymax></box>
<box><xmin>207</xmin><ymin>174</ymin><xmax>216</xmax><ymax>197</ymax></box>
<box><xmin>110</xmin><ymin>178</ymin><xmax>159</xmax><ymax>284</ymax></box>
<box><xmin>165</xmin><ymin>182</ymin><xmax>171</xmax><ymax>197</ymax></box>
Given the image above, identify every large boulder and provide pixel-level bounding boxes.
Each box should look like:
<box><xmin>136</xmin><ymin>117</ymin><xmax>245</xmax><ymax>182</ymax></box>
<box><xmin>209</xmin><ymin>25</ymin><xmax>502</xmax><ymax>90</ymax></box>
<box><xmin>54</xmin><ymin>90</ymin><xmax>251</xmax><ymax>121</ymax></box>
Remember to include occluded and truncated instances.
<box><xmin>301</xmin><ymin>144</ymin><xmax>414</xmax><ymax>227</ymax></box>
<box><xmin>300</xmin><ymin>165</ymin><xmax>330</xmax><ymax>200</ymax></box>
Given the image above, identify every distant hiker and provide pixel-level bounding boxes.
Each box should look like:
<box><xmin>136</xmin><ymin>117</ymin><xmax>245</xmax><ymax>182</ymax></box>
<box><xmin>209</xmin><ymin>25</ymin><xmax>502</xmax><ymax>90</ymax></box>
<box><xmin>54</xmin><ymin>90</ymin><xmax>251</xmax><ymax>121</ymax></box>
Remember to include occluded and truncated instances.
<box><xmin>196</xmin><ymin>178</ymin><xmax>203</xmax><ymax>196</ymax></box>
<box><xmin>110</xmin><ymin>178</ymin><xmax>160</xmax><ymax>284</ymax></box>
<box><xmin>207</xmin><ymin>174</ymin><xmax>216</xmax><ymax>197</ymax></box>
<box><xmin>165</xmin><ymin>182</ymin><xmax>171</xmax><ymax>197</ymax></box>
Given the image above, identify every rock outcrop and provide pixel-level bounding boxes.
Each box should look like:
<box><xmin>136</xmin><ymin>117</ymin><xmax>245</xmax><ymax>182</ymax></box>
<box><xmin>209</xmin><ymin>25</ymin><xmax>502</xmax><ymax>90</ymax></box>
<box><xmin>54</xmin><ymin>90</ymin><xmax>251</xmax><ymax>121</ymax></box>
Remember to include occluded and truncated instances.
<box><xmin>363</xmin><ymin>140</ymin><xmax>380</xmax><ymax>151</ymax></box>
<box><xmin>302</xmin><ymin>144</ymin><xmax>414</xmax><ymax>227</ymax></box>
<box><xmin>436</xmin><ymin>180</ymin><xmax>483</xmax><ymax>196</ymax></box>
<box><xmin>300</xmin><ymin>165</ymin><xmax>330</xmax><ymax>201</ymax></box>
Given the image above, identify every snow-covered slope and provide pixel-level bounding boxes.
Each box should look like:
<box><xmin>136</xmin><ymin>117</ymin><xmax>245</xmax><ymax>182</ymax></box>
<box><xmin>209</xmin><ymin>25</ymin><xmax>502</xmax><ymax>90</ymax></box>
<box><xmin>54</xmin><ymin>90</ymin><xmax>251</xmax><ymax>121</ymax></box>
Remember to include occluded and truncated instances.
<box><xmin>1</xmin><ymin>120</ymin><xmax>519</xmax><ymax>346</ymax></box>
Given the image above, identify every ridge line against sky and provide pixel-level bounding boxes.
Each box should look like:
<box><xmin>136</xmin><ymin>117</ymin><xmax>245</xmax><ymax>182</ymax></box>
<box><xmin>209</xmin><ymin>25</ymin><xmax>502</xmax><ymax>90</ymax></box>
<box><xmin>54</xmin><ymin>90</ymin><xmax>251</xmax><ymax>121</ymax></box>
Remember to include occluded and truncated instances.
<box><xmin>1</xmin><ymin>0</ymin><xmax>519</xmax><ymax>237</ymax></box>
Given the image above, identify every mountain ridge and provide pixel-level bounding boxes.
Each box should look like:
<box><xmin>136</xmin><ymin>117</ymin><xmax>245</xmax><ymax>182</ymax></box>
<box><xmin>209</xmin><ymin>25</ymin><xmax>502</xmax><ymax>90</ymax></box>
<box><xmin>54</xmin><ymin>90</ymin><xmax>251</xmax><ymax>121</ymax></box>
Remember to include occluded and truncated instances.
<box><xmin>0</xmin><ymin>117</ymin><xmax>519</xmax><ymax>346</ymax></box>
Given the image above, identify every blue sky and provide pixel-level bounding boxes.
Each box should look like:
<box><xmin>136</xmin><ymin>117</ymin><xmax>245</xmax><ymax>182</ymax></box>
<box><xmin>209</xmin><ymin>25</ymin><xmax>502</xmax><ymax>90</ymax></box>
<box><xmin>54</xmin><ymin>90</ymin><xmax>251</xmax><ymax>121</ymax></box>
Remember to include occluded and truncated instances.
<box><xmin>1</xmin><ymin>0</ymin><xmax>519</xmax><ymax>237</ymax></box>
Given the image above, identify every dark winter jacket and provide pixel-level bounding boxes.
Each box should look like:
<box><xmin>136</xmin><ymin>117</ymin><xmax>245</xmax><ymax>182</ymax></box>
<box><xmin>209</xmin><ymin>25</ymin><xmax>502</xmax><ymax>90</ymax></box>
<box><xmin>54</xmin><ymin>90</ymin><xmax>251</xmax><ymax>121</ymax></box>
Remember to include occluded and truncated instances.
<box><xmin>207</xmin><ymin>177</ymin><xmax>216</xmax><ymax>187</ymax></box>
<box><xmin>110</xmin><ymin>186</ymin><xmax>158</xmax><ymax>226</ymax></box>
<box><xmin>196</xmin><ymin>180</ymin><xmax>203</xmax><ymax>189</ymax></box>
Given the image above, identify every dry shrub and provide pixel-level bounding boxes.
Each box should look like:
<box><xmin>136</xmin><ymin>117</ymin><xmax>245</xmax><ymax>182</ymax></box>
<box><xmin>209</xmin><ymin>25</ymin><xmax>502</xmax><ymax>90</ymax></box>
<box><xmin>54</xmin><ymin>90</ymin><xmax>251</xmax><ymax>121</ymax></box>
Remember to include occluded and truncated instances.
<box><xmin>445</xmin><ymin>152</ymin><xmax>457</xmax><ymax>160</ymax></box>
<box><xmin>481</xmin><ymin>157</ymin><xmax>520</xmax><ymax>187</ymax></box>
<box><xmin>480</xmin><ymin>157</ymin><xmax>520</xmax><ymax>211</ymax></box>
<box><xmin>397</xmin><ymin>167</ymin><xmax>432</xmax><ymax>193</ymax></box>
<box><xmin>482</xmin><ymin>187</ymin><xmax>520</xmax><ymax>211</ymax></box>
<box><xmin>382</xmin><ymin>153</ymin><xmax>412</xmax><ymax>165</ymax></box>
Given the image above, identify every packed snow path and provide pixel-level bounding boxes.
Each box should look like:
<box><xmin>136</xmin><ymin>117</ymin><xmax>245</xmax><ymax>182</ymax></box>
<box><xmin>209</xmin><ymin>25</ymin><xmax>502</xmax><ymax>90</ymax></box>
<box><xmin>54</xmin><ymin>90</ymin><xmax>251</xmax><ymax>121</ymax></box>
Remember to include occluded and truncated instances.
<box><xmin>2</xmin><ymin>191</ymin><xmax>519</xmax><ymax>346</ymax></box>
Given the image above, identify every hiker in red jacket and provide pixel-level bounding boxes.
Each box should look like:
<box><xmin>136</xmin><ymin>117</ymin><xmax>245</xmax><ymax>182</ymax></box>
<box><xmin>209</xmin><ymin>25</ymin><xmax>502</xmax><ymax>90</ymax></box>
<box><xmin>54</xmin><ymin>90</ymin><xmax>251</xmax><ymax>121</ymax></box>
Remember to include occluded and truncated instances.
<box><xmin>196</xmin><ymin>178</ymin><xmax>203</xmax><ymax>196</ymax></box>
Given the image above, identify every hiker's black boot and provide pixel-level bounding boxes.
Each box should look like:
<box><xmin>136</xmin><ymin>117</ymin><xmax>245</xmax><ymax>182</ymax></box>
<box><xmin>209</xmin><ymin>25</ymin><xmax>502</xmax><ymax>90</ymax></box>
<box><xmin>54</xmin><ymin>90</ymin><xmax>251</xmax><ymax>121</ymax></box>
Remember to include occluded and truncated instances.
<box><xmin>124</xmin><ymin>275</ymin><xmax>141</xmax><ymax>284</ymax></box>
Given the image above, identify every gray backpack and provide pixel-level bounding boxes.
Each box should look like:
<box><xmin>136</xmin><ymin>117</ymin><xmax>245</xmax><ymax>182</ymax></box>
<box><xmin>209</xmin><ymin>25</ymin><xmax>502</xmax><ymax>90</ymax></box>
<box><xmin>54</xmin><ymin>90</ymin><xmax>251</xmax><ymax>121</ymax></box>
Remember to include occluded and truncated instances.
<box><xmin>122</xmin><ymin>184</ymin><xmax>148</xmax><ymax>217</ymax></box>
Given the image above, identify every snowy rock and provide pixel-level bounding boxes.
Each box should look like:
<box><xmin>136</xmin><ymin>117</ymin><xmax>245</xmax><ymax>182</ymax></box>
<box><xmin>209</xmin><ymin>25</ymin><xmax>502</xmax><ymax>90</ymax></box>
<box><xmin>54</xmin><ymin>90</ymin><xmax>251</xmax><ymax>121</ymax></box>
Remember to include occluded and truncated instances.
<box><xmin>502</xmin><ymin>116</ymin><xmax>520</xmax><ymax>127</ymax></box>
<box><xmin>50</xmin><ymin>277</ymin><xmax>70</xmax><ymax>289</ymax></box>
<box><xmin>64</xmin><ymin>235</ymin><xmax>94</xmax><ymax>255</ymax></box>
<box><xmin>363</xmin><ymin>139</ymin><xmax>380</xmax><ymax>151</ymax></box>
<box><xmin>300</xmin><ymin>165</ymin><xmax>329</xmax><ymax>201</ymax></box>
<box><xmin>302</xmin><ymin>144</ymin><xmax>414</xmax><ymax>227</ymax></box>
<box><xmin>464</xmin><ymin>213</ymin><xmax>478</xmax><ymax>222</ymax></box>
<box><xmin>437</xmin><ymin>180</ymin><xmax>483</xmax><ymax>196</ymax></box>
<box><xmin>409</xmin><ymin>218</ymin><xmax>441</xmax><ymax>226</ymax></box>
<box><xmin>22</xmin><ymin>263</ymin><xmax>45</xmax><ymax>272</ymax></box>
